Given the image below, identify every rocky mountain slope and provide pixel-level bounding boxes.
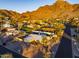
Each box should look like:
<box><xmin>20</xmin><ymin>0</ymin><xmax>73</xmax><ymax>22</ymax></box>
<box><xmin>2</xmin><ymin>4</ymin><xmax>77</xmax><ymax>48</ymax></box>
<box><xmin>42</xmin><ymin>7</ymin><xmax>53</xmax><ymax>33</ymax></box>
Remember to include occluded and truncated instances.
<box><xmin>0</xmin><ymin>0</ymin><xmax>79</xmax><ymax>22</ymax></box>
<box><xmin>22</xmin><ymin>0</ymin><xmax>79</xmax><ymax>20</ymax></box>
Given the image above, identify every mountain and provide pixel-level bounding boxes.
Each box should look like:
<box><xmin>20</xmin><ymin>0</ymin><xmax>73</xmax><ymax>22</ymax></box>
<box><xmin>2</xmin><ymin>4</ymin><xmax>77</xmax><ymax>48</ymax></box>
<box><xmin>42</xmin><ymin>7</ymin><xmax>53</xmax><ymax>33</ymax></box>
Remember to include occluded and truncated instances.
<box><xmin>0</xmin><ymin>10</ymin><xmax>20</xmax><ymax>19</ymax></box>
<box><xmin>22</xmin><ymin>0</ymin><xmax>79</xmax><ymax>20</ymax></box>
<box><xmin>0</xmin><ymin>0</ymin><xmax>79</xmax><ymax>22</ymax></box>
<box><xmin>0</xmin><ymin>9</ymin><xmax>21</xmax><ymax>24</ymax></box>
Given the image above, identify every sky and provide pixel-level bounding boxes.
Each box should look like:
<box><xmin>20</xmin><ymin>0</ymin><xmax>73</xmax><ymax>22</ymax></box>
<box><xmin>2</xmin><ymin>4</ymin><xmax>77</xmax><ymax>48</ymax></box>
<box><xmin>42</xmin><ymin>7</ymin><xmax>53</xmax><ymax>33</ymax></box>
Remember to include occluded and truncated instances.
<box><xmin>0</xmin><ymin>0</ymin><xmax>79</xmax><ymax>13</ymax></box>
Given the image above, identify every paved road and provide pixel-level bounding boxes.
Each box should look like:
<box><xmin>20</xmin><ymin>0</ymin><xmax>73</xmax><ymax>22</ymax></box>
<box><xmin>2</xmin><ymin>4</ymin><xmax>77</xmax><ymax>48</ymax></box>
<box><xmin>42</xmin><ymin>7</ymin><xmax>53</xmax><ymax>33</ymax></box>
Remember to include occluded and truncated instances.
<box><xmin>55</xmin><ymin>25</ymin><xmax>72</xmax><ymax>58</ymax></box>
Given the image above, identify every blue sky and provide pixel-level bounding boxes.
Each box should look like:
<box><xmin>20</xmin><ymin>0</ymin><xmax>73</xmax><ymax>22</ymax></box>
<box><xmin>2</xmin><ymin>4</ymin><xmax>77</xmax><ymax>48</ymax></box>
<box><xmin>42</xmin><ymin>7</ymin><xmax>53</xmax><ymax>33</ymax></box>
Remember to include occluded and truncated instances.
<box><xmin>0</xmin><ymin>0</ymin><xmax>79</xmax><ymax>13</ymax></box>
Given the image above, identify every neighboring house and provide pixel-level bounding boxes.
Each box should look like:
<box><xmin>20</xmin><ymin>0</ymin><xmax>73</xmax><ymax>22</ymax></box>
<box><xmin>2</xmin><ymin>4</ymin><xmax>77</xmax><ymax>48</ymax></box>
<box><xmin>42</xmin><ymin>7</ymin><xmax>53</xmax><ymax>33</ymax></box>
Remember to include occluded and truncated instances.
<box><xmin>3</xmin><ymin>22</ymin><xmax>11</xmax><ymax>28</ymax></box>
<box><xmin>5</xmin><ymin>28</ymin><xmax>17</xmax><ymax>36</ymax></box>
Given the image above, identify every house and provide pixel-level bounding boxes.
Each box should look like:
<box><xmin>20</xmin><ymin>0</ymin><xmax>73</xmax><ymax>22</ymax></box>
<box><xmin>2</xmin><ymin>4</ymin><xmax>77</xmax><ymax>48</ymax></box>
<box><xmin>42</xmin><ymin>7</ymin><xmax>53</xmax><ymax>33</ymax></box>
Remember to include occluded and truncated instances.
<box><xmin>2</xmin><ymin>20</ymin><xmax>11</xmax><ymax>28</ymax></box>
<box><xmin>6</xmin><ymin>27</ymin><xmax>16</xmax><ymax>31</ymax></box>
<box><xmin>2</xmin><ymin>27</ymin><xmax>19</xmax><ymax>36</ymax></box>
